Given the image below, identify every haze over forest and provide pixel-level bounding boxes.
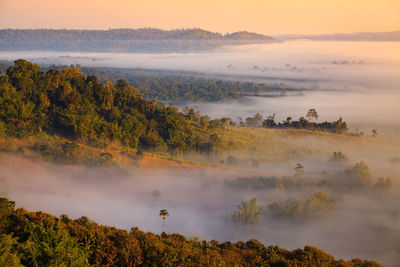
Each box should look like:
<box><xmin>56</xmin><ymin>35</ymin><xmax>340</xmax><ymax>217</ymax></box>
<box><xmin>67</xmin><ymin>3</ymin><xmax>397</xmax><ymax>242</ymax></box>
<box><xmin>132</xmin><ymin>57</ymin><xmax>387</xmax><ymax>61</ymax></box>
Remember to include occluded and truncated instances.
<box><xmin>0</xmin><ymin>0</ymin><xmax>399</xmax><ymax>266</ymax></box>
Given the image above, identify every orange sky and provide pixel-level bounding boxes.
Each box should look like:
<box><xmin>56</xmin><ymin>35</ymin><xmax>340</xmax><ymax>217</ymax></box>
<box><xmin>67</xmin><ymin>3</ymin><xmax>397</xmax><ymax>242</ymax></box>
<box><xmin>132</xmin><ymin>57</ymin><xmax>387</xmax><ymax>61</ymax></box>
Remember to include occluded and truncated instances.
<box><xmin>0</xmin><ymin>0</ymin><xmax>399</xmax><ymax>35</ymax></box>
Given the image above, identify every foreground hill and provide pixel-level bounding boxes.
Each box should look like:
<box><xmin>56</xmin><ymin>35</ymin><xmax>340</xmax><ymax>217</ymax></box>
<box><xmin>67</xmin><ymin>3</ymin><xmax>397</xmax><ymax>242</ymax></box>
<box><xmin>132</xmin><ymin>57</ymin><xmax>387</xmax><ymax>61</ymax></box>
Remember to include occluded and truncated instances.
<box><xmin>0</xmin><ymin>198</ymin><xmax>381</xmax><ymax>266</ymax></box>
<box><xmin>0</xmin><ymin>28</ymin><xmax>275</xmax><ymax>53</ymax></box>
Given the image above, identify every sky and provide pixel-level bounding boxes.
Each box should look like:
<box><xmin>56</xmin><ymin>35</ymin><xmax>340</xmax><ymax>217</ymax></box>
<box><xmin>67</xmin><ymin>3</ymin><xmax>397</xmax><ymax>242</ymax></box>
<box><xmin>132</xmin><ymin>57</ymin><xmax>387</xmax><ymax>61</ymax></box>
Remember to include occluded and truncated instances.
<box><xmin>0</xmin><ymin>0</ymin><xmax>399</xmax><ymax>35</ymax></box>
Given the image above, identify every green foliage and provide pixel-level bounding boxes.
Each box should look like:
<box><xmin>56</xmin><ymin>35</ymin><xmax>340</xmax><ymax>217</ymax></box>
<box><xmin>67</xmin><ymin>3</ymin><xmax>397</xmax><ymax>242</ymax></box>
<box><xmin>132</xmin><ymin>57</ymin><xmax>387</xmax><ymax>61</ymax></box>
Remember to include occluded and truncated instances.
<box><xmin>268</xmin><ymin>192</ymin><xmax>336</xmax><ymax>222</ymax></box>
<box><xmin>244</xmin><ymin>111</ymin><xmax>349</xmax><ymax>133</ymax></box>
<box><xmin>0</xmin><ymin>234</ymin><xmax>22</xmax><ymax>267</ymax></box>
<box><xmin>21</xmin><ymin>221</ymin><xmax>88</xmax><ymax>266</ymax></box>
<box><xmin>0</xmin><ymin>60</ymin><xmax>219</xmax><ymax>155</ymax></box>
<box><xmin>229</xmin><ymin>198</ymin><xmax>264</xmax><ymax>224</ymax></box>
<box><xmin>159</xmin><ymin>209</ymin><xmax>169</xmax><ymax>217</ymax></box>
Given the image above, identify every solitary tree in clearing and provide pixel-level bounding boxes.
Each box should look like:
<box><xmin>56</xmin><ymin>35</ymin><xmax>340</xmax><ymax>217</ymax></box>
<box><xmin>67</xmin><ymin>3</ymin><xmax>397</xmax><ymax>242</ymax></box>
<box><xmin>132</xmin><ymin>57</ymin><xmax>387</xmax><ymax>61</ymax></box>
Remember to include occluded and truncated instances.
<box><xmin>306</xmin><ymin>109</ymin><xmax>319</xmax><ymax>130</ymax></box>
<box><xmin>295</xmin><ymin>163</ymin><xmax>305</xmax><ymax>177</ymax></box>
<box><xmin>159</xmin><ymin>209</ymin><xmax>169</xmax><ymax>232</ymax></box>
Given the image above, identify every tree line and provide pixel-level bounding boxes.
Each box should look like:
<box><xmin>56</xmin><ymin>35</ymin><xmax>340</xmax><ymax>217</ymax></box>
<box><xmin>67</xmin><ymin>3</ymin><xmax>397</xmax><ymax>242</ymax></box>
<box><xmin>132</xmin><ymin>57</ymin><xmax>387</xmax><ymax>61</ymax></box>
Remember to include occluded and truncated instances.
<box><xmin>243</xmin><ymin>110</ymin><xmax>349</xmax><ymax>134</ymax></box>
<box><xmin>0</xmin><ymin>198</ymin><xmax>381</xmax><ymax>266</ymax></box>
<box><xmin>0</xmin><ymin>29</ymin><xmax>275</xmax><ymax>53</ymax></box>
<box><xmin>224</xmin><ymin>157</ymin><xmax>394</xmax><ymax>192</ymax></box>
<box><xmin>78</xmin><ymin>66</ymin><xmax>285</xmax><ymax>103</ymax></box>
<box><xmin>229</xmin><ymin>192</ymin><xmax>336</xmax><ymax>224</ymax></box>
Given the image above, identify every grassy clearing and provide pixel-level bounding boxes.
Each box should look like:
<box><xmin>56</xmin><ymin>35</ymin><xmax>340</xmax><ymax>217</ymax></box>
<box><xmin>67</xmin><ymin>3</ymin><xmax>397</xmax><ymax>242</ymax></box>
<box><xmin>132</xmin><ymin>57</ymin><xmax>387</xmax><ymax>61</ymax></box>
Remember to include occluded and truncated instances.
<box><xmin>0</xmin><ymin>126</ymin><xmax>388</xmax><ymax>170</ymax></box>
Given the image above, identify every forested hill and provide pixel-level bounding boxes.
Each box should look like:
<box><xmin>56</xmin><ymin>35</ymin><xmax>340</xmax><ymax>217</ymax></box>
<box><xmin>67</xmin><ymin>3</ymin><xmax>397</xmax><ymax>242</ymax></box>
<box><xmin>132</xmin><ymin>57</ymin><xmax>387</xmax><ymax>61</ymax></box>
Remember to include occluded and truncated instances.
<box><xmin>0</xmin><ymin>198</ymin><xmax>382</xmax><ymax>266</ymax></box>
<box><xmin>0</xmin><ymin>28</ymin><xmax>275</xmax><ymax>52</ymax></box>
<box><xmin>0</xmin><ymin>59</ymin><xmax>228</xmax><ymax>154</ymax></box>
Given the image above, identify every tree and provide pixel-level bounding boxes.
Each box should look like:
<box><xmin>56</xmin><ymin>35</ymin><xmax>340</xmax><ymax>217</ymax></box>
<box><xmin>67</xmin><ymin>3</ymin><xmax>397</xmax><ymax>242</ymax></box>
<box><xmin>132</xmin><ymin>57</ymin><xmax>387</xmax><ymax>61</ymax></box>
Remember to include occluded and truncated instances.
<box><xmin>159</xmin><ymin>209</ymin><xmax>169</xmax><ymax>233</ymax></box>
<box><xmin>330</xmin><ymin>151</ymin><xmax>348</xmax><ymax>164</ymax></box>
<box><xmin>371</xmin><ymin>129</ymin><xmax>377</xmax><ymax>138</ymax></box>
<box><xmin>306</xmin><ymin>109</ymin><xmax>319</xmax><ymax>130</ymax></box>
<box><xmin>254</xmin><ymin>113</ymin><xmax>263</xmax><ymax>127</ymax></box>
<box><xmin>294</xmin><ymin>163</ymin><xmax>305</xmax><ymax>177</ymax></box>
<box><xmin>285</xmin><ymin>116</ymin><xmax>292</xmax><ymax>126</ymax></box>
<box><xmin>268</xmin><ymin>192</ymin><xmax>335</xmax><ymax>222</ymax></box>
<box><xmin>335</xmin><ymin>117</ymin><xmax>348</xmax><ymax>134</ymax></box>
<box><xmin>229</xmin><ymin>198</ymin><xmax>264</xmax><ymax>224</ymax></box>
<box><xmin>344</xmin><ymin>161</ymin><xmax>372</xmax><ymax>187</ymax></box>
<box><xmin>374</xmin><ymin>177</ymin><xmax>393</xmax><ymax>191</ymax></box>
<box><xmin>262</xmin><ymin>113</ymin><xmax>276</xmax><ymax>128</ymax></box>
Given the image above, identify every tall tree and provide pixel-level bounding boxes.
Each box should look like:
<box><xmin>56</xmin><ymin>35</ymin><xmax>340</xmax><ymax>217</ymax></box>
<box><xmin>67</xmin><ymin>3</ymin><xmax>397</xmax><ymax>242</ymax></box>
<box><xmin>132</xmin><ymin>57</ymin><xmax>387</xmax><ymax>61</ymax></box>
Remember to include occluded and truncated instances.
<box><xmin>159</xmin><ymin>209</ymin><xmax>169</xmax><ymax>233</ymax></box>
<box><xmin>306</xmin><ymin>109</ymin><xmax>319</xmax><ymax>130</ymax></box>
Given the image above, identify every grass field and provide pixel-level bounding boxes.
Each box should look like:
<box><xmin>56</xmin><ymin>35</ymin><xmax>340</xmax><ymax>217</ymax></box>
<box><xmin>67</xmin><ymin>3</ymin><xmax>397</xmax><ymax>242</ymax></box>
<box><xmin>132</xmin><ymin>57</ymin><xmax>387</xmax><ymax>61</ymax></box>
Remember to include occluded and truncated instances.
<box><xmin>0</xmin><ymin>126</ymin><xmax>393</xmax><ymax>171</ymax></box>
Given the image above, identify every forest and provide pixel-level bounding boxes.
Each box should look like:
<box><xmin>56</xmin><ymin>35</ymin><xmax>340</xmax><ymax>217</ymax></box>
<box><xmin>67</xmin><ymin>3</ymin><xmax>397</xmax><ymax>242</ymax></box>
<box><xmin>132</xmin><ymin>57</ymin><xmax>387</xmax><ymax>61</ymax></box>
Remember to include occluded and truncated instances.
<box><xmin>0</xmin><ymin>60</ymin><xmax>230</xmax><ymax>155</ymax></box>
<box><xmin>0</xmin><ymin>60</ymin><xmax>396</xmax><ymax>266</ymax></box>
<box><xmin>1</xmin><ymin>60</ymin><xmax>350</xmax><ymax>157</ymax></box>
<box><xmin>2</xmin><ymin>61</ymin><xmax>292</xmax><ymax>103</ymax></box>
<box><xmin>77</xmin><ymin>66</ymin><xmax>287</xmax><ymax>103</ymax></box>
<box><xmin>0</xmin><ymin>29</ymin><xmax>275</xmax><ymax>52</ymax></box>
<box><xmin>0</xmin><ymin>198</ymin><xmax>382</xmax><ymax>266</ymax></box>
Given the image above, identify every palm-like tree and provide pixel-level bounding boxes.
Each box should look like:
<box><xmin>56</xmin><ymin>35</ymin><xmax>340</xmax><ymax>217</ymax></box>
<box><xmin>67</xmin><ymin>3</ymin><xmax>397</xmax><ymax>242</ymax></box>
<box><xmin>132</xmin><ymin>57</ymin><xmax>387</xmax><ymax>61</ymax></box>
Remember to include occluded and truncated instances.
<box><xmin>159</xmin><ymin>209</ymin><xmax>169</xmax><ymax>232</ymax></box>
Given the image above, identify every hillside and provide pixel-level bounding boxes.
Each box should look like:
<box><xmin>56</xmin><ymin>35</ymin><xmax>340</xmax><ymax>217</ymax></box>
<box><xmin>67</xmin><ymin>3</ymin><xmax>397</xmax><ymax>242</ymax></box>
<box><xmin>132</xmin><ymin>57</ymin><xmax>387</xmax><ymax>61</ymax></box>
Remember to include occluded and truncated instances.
<box><xmin>0</xmin><ymin>198</ymin><xmax>382</xmax><ymax>266</ymax></box>
<box><xmin>0</xmin><ymin>60</ymin><xmax>388</xmax><ymax>169</ymax></box>
<box><xmin>0</xmin><ymin>28</ymin><xmax>275</xmax><ymax>52</ymax></box>
<box><xmin>0</xmin><ymin>125</ymin><xmax>387</xmax><ymax>173</ymax></box>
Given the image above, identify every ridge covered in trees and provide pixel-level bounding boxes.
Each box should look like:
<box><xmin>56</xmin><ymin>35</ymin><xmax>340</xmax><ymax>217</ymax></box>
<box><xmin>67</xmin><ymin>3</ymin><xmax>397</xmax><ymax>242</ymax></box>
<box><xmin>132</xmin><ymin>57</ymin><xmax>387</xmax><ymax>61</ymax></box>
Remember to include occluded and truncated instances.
<box><xmin>0</xmin><ymin>198</ymin><xmax>382</xmax><ymax>266</ymax></box>
<box><xmin>0</xmin><ymin>28</ymin><xmax>275</xmax><ymax>52</ymax></box>
<box><xmin>0</xmin><ymin>61</ymin><xmax>298</xmax><ymax>103</ymax></box>
<box><xmin>0</xmin><ymin>60</ymin><xmax>224</xmax><ymax>154</ymax></box>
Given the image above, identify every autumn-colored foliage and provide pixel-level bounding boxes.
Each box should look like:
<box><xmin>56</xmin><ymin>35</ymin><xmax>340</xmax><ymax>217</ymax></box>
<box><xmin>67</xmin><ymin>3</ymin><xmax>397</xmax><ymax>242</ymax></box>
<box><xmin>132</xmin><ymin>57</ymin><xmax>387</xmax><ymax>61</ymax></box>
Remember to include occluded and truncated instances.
<box><xmin>0</xmin><ymin>198</ymin><xmax>382</xmax><ymax>266</ymax></box>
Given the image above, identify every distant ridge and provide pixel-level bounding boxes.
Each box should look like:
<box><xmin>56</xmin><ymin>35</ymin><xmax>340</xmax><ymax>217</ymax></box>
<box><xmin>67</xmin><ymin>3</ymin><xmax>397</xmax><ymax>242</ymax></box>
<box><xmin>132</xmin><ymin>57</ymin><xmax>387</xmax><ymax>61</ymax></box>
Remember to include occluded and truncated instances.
<box><xmin>0</xmin><ymin>28</ymin><xmax>275</xmax><ymax>52</ymax></box>
<box><xmin>277</xmin><ymin>31</ymin><xmax>400</xmax><ymax>42</ymax></box>
<box><xmin>0</xmin><ymin>28</ymin><xmax>275</xmax><ymax>40</ymax></box>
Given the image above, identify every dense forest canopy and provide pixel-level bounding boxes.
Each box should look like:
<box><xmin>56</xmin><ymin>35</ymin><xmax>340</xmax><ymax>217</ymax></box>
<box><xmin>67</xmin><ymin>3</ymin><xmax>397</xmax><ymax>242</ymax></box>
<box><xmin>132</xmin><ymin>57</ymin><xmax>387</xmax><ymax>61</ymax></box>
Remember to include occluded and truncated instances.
<box><xmin>75</xmin><ymin>66</ymin><xmax>287</xmax><ymax>103</ymax></box>
<box><xmin>0</xmin><ymin>198</ymin><xmax>382</xmax><ymax>266</ymax></box>
<box><xmin>0</xmin><ymin>28</ymin><xmax>275</xmax><ymax>52</ymax></box>
<box><xmin>0</xmin><ymin>59</ymin><xmax>228</xmax><ymax>154</ymax></box>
